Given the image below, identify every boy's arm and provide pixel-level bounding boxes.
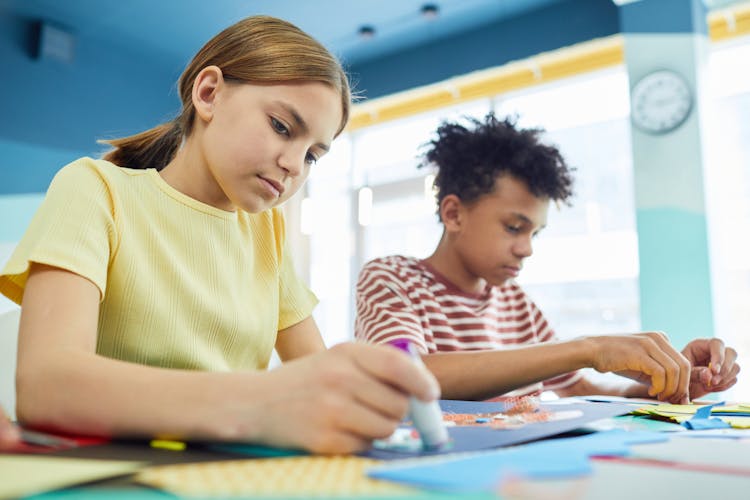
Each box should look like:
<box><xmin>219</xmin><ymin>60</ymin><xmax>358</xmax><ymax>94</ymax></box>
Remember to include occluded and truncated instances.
<box><xmin>555</xmin><ymin>337</ymin><xmax>742</xmax><ymax>400</ymax></box>
<box><xmin>421</xmin><ymin>333</ymin><xmax>691</xmax><ymax>403</ymax></box>
<box><xmin>355</xmin><ymin>262</ymin><xmax>692</xmax><ymax>402</ymax></box>
<box><xmin>553</xmin><ymin>374</ymin><xmax>652</xmax><ymax>399</ymax></box>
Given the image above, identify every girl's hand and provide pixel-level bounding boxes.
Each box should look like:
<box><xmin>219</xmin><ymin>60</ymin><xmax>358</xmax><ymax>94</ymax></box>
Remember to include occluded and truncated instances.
<box><xmin>249</xmin><ymin>342</ymin><xmax>440</xmax><ymax>454</ymax></box>
<box><xmin>0</xmin><ymin>405</ymin><xmax>21</xmax><ymax>450</ymax></box>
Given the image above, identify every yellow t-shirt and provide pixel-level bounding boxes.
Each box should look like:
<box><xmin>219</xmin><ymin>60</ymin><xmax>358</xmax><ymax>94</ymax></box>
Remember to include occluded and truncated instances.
<box><xmin>0</xmin><ymin>157</ymin><xmax>317</xmax><ymax>371</ymax></box>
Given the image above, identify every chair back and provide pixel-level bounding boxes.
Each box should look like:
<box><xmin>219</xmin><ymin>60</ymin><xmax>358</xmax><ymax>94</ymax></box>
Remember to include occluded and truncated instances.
<box><xmin>0</xmin><ymin>308</ymin><xmax>20</xmax><ymax>420</ymax></box>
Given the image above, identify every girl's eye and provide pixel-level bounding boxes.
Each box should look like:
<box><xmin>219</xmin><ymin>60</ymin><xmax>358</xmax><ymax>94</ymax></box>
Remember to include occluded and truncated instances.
<box><xmin>271</xmin><ymin>117</ymin><xmax>289</xmax><ymax>136</ymax></box>
<box><xmin>305</xmin><ymin>152</ymin><xmax>318</xmax><ymax>165</ymax></box>
<box><xmin>506</xmin><ymin>225</ymin><xmax>521</xmax><ymax>234</ymax></box>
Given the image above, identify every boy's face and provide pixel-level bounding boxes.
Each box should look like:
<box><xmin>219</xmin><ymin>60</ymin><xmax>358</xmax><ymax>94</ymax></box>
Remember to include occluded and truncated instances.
<box><xmin>453</xmin><ymin>174</ymin><xmax>549</xmax><ymax>287</ymax></box>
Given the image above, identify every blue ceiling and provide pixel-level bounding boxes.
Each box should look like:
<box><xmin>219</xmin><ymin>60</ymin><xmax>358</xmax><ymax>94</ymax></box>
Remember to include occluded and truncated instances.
<box><xmin>0</xmin><ymin>0</ymin><xmax>568</xmax><ymax>66</ymax></box>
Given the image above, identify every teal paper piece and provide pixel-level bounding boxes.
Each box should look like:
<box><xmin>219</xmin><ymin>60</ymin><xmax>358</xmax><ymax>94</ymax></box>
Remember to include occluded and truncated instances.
<box><xmin>207</xmin><ymin>443</ymin><xmax>306</xmax><ymax>457</ymax></box>
<box><xmin>25</xmin><ymin>489</ymin><xmax>173</xmax><ymax>500</ymax></box>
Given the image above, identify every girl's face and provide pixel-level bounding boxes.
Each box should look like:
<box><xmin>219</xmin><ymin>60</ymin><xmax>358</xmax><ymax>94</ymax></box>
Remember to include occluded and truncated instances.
<box><xmin>197</xmin><ymin>77</ymin><xmax>342</xmax><ymax>213</ymax></box>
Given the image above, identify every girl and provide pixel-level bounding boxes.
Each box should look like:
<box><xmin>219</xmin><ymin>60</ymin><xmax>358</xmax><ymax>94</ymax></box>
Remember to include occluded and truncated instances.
<box><xmin>0</xmin><ymin>16</ymin><xmax>439</xmax><ymax>454</ymax></box>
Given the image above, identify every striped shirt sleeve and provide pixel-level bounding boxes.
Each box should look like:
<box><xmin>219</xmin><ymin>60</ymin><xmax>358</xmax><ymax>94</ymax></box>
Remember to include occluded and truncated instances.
<box><xmin>355</xmin><ymin>259</ymin><xmax>430</xmax><ymax>353</ymax></box>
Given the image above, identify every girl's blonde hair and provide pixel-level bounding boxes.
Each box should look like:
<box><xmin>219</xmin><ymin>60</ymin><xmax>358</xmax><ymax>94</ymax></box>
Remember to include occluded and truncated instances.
<box><xmin>102</xmin><ymin>16</ymin><xmax>351</xmax><ymax>170</ymax></box>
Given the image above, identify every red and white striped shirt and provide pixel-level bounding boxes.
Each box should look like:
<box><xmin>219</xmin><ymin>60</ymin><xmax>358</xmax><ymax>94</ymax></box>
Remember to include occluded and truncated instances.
<box><xmin>355</xmin><ymin>255</ymin><xmax>581</xmax><ymax>398</ymax></box>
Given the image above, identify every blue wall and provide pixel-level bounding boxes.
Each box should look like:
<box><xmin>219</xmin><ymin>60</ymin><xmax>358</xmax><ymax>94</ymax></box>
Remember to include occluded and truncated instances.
<box><xmin>349</xmin><ymin>0</ymin><xmax>619</xmax><ymax>99</ymax></box>
<box><xmin>0</xmin><ymin>11</ymin><xmax>181</xmax><ymax>195</ymax></box>
<box><xmin>0</xmin><ymin>1</ymin><xmax>619</xmax><ymax>194</ymax></box>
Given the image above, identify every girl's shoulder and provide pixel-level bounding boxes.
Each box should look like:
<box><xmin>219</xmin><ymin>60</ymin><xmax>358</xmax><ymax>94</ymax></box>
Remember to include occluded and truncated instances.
<box><xmin>51</xmin><ymin>157</ymin><xmax>147</xmax><ymax>188</ymax></box>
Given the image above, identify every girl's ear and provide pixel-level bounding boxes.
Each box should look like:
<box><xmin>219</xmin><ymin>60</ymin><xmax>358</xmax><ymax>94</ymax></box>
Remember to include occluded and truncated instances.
<box><xmin>192</xmin><ymin>65</ymin><xmax>224</xmax><ymax>123</ymax></box>
<box><xmin>440</xmin><ymin>194</ymin><xmax>463</xmax><ymax>232</ymax></box>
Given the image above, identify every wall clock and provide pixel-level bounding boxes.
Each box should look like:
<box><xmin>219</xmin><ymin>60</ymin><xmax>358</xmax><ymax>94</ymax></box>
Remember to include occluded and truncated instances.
<box><xmin>630</xmin><ymin>70</ymin><xmax>693</xmax><ymax>135</ymax></box>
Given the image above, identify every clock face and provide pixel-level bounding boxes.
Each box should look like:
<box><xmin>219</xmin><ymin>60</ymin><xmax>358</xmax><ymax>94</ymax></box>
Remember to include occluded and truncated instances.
<box><xmin>630</xmin><ymin>70</ymin><xmax>693</xmax><ymax>135</ymax></box>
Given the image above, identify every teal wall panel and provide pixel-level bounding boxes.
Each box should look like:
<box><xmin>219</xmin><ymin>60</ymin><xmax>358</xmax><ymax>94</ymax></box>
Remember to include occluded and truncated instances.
<box><xmin>636</xmin><ymin>207</ymin><xmax>714</xmax><ymax>348</ymax></box>
<box><xmin>0</xmin><ymin>193</ymin><xmax>44</xmax><ymax>242</ymax></box>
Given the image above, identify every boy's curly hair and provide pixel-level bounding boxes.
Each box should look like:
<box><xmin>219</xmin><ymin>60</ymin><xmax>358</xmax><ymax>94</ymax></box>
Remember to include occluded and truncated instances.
<box><xmin>419</xmin><ymin>113</ymin><xmax>574</xmax><ymax>219</ymax></box>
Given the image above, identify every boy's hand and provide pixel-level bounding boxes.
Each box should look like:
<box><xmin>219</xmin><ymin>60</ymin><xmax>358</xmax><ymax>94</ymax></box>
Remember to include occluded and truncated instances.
<box><xmin>253</xmin><ymin>342</ymin><xmax>441</xmax><ymax>454</ymax></box>
<box><xmin>682</xmin><ymin>338</ymin><xmax>740</xmax><ymax>398</ymax></box>
<box><xmin>586</xmin><ymin>332</ymin><xmax>691</xmax><ymax>403</ymax></box>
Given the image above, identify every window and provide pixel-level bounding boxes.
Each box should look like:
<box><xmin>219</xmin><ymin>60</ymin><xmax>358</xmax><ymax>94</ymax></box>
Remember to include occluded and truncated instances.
<box><xmin>704</xmin><ymin>35</ymin><xmax>750</xmax><ymax>399</ymax></box>
<box><xmin>306</xmin><ymin>71</ymin><xmax>641</xmax><ymax>346</ymax></box>
<box><xmin>496</xmin><ymin>69</ymin><xmax>641</xmax><ymax>340</ymax></box>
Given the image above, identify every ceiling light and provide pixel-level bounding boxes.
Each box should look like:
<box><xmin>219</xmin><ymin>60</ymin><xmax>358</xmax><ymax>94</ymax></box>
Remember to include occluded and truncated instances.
<box><xmin>358</xmin><ymin>25</ymin><xmax>375</xmax><ymax>40</ymax></box>
<box><xmin>421</xmin><ymin>4</ymin><xmax>439</xmax><ymax>20</ymax></box>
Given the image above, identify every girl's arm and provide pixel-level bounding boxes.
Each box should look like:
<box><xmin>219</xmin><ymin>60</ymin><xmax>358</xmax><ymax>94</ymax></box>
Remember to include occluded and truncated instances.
<box><xmin>275</xmin><ymin>316</ymin><xmax>326</xmax><ymax>361</ymax></box>
<box><xmin>0</xmin><ymin>404</ymin><xmax>20</xmax><ymax>450</ymax></box>
<box><xmin>16</xmin><ymin>264</ymin><xmax>440</xmax><ymax>453</ymax></box>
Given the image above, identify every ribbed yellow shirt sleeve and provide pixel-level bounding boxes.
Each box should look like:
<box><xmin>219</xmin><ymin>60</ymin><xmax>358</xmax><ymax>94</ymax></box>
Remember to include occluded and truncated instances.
<box><xmin>0</xmin><ymin>159</ymin><xmax>115</xmax><ymax>303</ymax></box>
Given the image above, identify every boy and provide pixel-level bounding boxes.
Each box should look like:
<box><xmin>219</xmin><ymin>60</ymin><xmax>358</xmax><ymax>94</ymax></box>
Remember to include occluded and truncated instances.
<box><xmin>356</xmin><ymin>113</ymin><xmax>739</xmax><ymax>403</ymax></box>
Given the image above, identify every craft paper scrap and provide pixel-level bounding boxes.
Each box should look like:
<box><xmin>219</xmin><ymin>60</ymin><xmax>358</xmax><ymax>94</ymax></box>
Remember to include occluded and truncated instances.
<box><xmin>368</xmin><ymin>430</ymin><xmax>667</xmax><ymax>492</ymax></box>
<box><xmin>23</xmin><ymin>489</ymin><xmax>173</xmax><ymax>500</ymax></box>
<box><xmin>136</xmin><ymin>456</ymin><xmax>419</xmax><ymax>497</ymax></box>
<box><xmin>634</xmin><ymin>403</ymin><xmax>750</xmax><ymax>417</ymax></box>
<box><xmin>683</xmin><ymin>403</ymin><xmax>732</xmax><ymax>430</ymax></box>
<box><xmin>0</xmin><ymin>456</ymin><xmax>144</xmax><ymax>500</ymax></box>
<box><xmin>634</xmin><ymin>403</ymin><xmax>750</xmax><ymax>429</ymax></box>
<box><xmin>609</xmin><ymin>415</ymin><xmax>685</xmax><ymax>432</ymax></box>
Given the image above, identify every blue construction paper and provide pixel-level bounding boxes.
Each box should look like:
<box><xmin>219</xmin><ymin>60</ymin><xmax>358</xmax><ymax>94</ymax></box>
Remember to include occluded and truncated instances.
<box><xmin>368</xmin><ymin>430</ymin><xmax>668</xmax><ymax>492</ymax></box>
<box><xmin>365</xmin><ymin>400</ymin><xmax>635</xmax><ymax>460</ymax></box>
<box><xmin>683</xmin><ymin>418</ymin><xmax>732</xmax><ymax>430</ymax></box>
<box><xmin>694</xmin><ymin>402</ymin><xmax>724</xmax><ymax>419</ymax></box>
<box><xmin>682</xmin><ymin>402</ymin><xmax>732</xmax><ymax>430</ymax></box>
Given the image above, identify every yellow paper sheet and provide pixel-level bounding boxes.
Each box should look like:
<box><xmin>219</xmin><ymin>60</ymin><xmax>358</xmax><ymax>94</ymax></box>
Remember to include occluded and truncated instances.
<box><xmin>0</xmin><ymin>455</ymin><xmax>144</xmax><ymax>499</ymax></box>
<box><xmin>136</xmin><ymin>455</ymin><xmax>418</xmax><ymax>497</ymax></box>
<box><xmin>632</xmin><ymin>403</ymin><xmax>750</xmax><ymax>429</ymax></box>
<box><xmin>720</xmin><ymin>416</ymin><xmax>750</xmax><ymax>429</ymax></box>
<box><xmin>639</xmin><ymin>404</ymin><xmax>750</xmax><ymax>415</ymax></box>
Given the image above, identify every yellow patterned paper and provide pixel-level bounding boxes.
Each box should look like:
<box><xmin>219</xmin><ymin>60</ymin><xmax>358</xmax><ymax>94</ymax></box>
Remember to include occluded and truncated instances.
<box><xmin>135</xmin><ymin>456</ymin><xmax>419</xmax><ymax>497</ymax></box>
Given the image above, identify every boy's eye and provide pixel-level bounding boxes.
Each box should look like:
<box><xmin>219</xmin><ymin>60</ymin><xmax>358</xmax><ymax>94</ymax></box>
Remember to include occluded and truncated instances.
<box><xmin>271</xmin><ymin>117</ymin><xmax>289</xmax><ymax>136</ymax></box>
<box><xmin>506</xmin><ymin>225</ymin><xmax>521</xmax><ymax>234</ymax></box>
<box><xmin>305</xmin><ymin>152</ymin><xmax>318</xmax><ymax>165</ymax></box>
